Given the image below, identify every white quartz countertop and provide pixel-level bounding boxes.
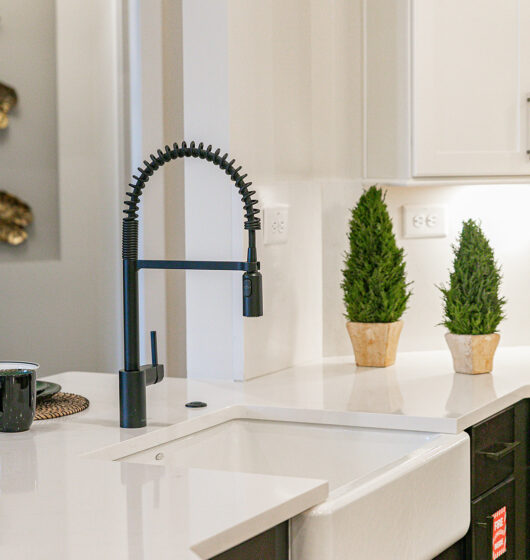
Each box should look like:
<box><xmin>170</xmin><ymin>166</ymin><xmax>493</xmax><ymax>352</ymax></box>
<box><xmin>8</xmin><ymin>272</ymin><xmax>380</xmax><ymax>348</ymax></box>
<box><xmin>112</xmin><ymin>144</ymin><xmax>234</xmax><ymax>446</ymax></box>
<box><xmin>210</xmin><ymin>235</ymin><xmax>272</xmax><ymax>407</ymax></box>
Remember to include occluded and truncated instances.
<box><xmin>222</xmin><ymin>346</ymin><xmax>530</xmax><ymax>433</ymax></box>
<box><xmin>1</xmin><ymin>346</ymin><xmax>529</xmax><ymax>559</ymax></box>
<box><xmin>0</xmin><ymin>372</ymin><xmax>328</xmax><ymax>560</ymax></box>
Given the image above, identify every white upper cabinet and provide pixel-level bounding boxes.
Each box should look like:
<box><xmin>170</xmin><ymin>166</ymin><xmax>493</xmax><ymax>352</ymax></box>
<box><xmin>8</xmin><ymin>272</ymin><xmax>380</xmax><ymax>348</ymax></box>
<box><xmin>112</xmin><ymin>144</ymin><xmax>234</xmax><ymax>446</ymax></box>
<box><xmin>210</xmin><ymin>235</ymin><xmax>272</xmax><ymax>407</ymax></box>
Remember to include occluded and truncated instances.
<box><xmin>364</xmin><ymin>0</ymin><xmax>530</xmax><ymax>185</ymax></box>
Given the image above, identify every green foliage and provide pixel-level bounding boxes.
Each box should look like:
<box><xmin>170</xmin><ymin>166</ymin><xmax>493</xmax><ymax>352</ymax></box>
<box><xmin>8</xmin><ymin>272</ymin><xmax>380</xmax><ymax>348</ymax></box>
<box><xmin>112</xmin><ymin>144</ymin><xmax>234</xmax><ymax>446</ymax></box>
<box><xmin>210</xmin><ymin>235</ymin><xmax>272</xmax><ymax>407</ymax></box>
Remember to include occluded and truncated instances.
<box><xmin>341</xmin><ymin>186</ymin><xmax>411</xmax><ymax>323</ymax></box>
<box><xmin>439</xmin><ymin>220</ymin><xmax>505</xmax><ymax>335</ymax></box>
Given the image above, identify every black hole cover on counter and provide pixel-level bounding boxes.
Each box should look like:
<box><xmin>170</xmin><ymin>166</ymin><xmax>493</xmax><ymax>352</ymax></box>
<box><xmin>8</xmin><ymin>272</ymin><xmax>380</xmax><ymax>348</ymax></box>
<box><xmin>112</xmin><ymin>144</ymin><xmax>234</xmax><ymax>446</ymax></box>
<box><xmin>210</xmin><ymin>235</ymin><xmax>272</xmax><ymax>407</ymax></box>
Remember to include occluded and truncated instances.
<box><xmin>185</xmin><ymin>401</ymin><xmax>207</xmax><ymax>408</ymax></box>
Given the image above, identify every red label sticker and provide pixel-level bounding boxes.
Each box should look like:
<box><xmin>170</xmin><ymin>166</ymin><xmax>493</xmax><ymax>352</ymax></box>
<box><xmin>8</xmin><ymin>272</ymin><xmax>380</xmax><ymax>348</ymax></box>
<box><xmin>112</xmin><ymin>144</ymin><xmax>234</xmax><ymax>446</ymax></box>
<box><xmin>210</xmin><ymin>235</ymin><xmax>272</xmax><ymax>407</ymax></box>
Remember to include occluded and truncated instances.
<box><xmin>492</xmin><ymin>506</ymin><xmax>507</xmax><ymax>559</ymax></box>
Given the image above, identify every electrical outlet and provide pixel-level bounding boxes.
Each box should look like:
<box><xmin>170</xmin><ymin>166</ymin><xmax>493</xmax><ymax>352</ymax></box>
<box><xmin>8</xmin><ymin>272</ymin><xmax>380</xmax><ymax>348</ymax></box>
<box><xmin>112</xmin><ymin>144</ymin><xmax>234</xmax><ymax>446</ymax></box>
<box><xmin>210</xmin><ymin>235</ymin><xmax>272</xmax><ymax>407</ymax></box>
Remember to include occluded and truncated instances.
<box><xmin>264</xmin><ymin>206</ymin><xmax>289</xmax><ymax>245</ymax></box>
<box><xmin>402</xmin><ymin>204</ymin><xmax>448</xmax><ymax>238</ymax></box>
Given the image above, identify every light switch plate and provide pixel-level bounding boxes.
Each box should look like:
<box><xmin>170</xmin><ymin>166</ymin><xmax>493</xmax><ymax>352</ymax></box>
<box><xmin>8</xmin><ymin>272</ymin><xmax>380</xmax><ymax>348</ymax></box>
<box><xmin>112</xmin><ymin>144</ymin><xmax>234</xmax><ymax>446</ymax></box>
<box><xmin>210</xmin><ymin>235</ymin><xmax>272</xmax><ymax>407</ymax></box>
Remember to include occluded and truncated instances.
<box><xmin>264</xmin><ymin>206</ymin><xmax>289</xmax><ymax>245</ymax></box>
<box><xmin>402</xmin><ymin>204</ymin><xmax>448</xmax><ymax>238</ymax></box>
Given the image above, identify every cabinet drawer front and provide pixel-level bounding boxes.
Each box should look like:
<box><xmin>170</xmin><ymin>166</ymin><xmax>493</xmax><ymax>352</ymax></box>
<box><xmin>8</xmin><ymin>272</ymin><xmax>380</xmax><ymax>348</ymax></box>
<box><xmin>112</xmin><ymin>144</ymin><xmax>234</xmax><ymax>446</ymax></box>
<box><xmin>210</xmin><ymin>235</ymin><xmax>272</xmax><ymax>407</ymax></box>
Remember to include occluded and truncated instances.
<box><xmin>471</xmin><ymin>407</ymin><xmax>517</xmax><ymax>498</ymax></box>
<box><xmin>470</xmin><ymin>477</ymin><xmax>515</xmax><ymax>560</ymax></box>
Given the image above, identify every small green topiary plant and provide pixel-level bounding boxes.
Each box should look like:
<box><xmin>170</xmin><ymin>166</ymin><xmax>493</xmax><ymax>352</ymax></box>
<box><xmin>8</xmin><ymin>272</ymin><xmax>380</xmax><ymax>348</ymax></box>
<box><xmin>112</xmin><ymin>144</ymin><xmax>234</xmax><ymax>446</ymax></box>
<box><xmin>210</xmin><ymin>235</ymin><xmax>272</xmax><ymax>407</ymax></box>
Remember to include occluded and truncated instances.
<box><xmin>439</xmin><ymin>219</ymin><xmax>506</xmax><ymax>335</ymax></box>
<box><xmin>342</xmin><ymin>185</ymin><xmax>412</xmax><ymax>323</ymax></box>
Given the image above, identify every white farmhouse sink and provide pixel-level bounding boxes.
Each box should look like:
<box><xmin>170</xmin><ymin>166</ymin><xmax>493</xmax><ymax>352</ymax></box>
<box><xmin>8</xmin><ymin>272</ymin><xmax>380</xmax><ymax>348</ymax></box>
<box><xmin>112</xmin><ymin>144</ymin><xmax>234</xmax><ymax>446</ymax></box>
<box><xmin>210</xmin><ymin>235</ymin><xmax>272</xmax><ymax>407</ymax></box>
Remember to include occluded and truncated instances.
<box><xmin>88</xmin><ymin>408</ymin><xmax>470</xmax><ymax>560</ymax></box>
<box><xmin>121</xmin><ymin>419</ymin><xmax>434</xmax><ymax>489</ymax></box>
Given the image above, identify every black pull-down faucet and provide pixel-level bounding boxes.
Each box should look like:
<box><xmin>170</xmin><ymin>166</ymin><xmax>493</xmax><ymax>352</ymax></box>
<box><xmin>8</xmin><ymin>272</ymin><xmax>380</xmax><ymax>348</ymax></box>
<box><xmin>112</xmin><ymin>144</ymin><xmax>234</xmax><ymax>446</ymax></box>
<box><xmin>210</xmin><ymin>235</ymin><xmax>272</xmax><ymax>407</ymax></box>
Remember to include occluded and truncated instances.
<box><xmin>119</xmin><ymin>141</ymin><xmax>262</xmax><ymax>428</ymax></box>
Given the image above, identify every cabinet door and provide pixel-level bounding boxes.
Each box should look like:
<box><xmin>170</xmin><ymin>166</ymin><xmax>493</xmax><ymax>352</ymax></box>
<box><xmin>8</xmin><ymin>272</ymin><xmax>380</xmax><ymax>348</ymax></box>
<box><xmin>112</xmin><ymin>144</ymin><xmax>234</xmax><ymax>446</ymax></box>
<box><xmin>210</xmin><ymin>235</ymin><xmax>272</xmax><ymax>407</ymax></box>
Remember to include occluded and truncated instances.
<box><xmin>469</xmin><ymin>477</ymin><xmax>515</xmax><ymax>560</ymax></box>
<box><xmin>412</xmin><ymin>0</ymin><xmax>530</xmax><ymax>177</ymax></box>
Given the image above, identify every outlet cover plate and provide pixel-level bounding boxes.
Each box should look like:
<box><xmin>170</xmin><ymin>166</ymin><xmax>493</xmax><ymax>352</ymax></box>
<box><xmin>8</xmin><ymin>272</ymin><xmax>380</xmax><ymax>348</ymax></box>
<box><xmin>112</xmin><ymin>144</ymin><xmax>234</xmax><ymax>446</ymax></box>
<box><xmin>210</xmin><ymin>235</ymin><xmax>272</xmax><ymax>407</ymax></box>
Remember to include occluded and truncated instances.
<box><xmin>264</xmin><ymin>206</ymin><xmax>289</xmax><ymax>245</ymax></box>
<box><xmin>402</xmin><ymin>204</ymin><xmax>448</xmax><ymax>238</ymax></box>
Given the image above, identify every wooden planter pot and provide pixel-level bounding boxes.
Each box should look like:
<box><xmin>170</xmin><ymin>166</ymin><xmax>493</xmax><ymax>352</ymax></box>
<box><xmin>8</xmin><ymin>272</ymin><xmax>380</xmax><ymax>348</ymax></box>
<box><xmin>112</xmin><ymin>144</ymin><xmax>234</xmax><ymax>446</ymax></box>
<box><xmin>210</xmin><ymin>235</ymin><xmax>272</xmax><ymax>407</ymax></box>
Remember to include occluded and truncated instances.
<box><xmin>346</xmin><ymin>321</ymin><xmax>403</xmax><ymax>368</ymax></box>
<box><xmin>445</xmin><ymin>333</ymin><xmax>500</xmax><ymax>375</ymax></box>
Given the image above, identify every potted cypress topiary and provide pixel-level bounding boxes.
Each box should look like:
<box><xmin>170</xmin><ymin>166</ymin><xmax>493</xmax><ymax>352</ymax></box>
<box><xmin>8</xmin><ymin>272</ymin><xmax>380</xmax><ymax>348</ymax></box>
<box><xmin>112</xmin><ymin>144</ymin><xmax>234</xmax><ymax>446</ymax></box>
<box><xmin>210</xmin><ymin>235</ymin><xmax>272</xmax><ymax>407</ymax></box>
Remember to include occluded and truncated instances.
<box><xmin>439</xmin><ymin>219</ymin><xmax>506</xmax><ymax>375</ymax></box>
<box><xmin>342</xmin><ymin>186</ymin><xmax>412</xmax><ymax>367</ymax></box>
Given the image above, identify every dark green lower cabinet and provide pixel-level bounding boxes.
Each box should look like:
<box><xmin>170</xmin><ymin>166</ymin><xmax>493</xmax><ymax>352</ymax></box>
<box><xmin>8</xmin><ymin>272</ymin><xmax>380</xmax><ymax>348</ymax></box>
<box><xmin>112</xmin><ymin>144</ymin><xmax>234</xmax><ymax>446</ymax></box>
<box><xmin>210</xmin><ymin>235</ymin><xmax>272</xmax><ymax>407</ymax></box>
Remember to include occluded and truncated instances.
<box><xmin>434</xmin><ymin>399</ymin><xmax>529</xmax><ymax>560</ymax></box>
<box><xmin>210</xmin><ymin>522</ymin><xmax>288</xmax><ymax>560</ymax></box>
<box><xmin>434</xmin><ymin>539</ymin><xmax>465</xmax><ymax>560</ymax></box>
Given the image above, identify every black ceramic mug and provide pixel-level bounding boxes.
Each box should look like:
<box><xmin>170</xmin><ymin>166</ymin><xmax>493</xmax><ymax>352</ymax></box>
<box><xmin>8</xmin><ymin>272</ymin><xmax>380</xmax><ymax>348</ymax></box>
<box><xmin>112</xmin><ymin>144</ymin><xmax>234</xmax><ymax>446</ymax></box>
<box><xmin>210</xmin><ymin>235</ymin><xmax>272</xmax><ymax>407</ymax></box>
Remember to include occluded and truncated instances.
<box><xmin>0</xmin><ymin>362</ymin><xmax>38</xmax><ymax>433</ymax></box>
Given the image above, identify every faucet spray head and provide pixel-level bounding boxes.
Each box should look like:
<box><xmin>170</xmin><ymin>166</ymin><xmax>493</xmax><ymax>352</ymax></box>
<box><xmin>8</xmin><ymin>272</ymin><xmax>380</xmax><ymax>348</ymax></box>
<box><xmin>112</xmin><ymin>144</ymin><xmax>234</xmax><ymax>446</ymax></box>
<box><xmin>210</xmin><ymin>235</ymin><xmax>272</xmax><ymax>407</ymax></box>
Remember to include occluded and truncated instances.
<box><xmin>242</xmin><ymin>271</ymin><xmax>263</xmax><ymax>317</ymax></box>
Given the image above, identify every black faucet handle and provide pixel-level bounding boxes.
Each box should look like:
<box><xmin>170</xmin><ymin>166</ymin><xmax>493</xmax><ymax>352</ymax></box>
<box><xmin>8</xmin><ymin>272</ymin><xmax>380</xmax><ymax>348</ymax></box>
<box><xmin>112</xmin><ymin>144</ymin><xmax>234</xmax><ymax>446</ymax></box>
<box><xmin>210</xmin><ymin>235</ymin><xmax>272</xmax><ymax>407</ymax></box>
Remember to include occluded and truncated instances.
<box><xmin>150</xmin><ymin>330</ymin><xmax>158</xmax><ymax>365</ymax></box>
<box><xmin>144</xmin><ymin>330</ymin><xmax>164</xmax><ymax>386</ymax></box>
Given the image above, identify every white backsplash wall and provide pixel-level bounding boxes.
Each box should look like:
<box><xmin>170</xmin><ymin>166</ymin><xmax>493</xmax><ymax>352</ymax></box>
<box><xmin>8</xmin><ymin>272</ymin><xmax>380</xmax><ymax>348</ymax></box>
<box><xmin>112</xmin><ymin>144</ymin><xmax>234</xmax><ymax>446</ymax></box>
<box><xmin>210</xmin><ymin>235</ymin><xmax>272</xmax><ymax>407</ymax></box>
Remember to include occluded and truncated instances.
<box><xmin>229</xmin><ymin>0</ymin><xmax>359</xmax><ymax>376</ymax></box>
<box><xmin>323</xmin><ymin>182</ymin><xmax>530</xmax><ymax>357</ymax></box>
<box><xmin>243</xmin><ymin>181</ymin><xmax>323</xmax><ymax>379</ymax></box>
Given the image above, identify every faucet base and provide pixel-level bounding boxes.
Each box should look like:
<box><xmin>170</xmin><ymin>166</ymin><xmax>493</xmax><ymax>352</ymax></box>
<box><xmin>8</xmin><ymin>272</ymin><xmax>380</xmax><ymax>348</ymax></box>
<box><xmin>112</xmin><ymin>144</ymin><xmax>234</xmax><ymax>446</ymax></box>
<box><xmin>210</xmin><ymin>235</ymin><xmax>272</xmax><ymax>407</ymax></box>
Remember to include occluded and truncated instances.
<box><xmin>119</xmin><ymin>369</ymin><xmax>147</xmax><ymax>428</ymax></box>
<box><xmin>119</xmin><ymin>362</ymin><xmax>165</xmax><ymax>428</ymax></box>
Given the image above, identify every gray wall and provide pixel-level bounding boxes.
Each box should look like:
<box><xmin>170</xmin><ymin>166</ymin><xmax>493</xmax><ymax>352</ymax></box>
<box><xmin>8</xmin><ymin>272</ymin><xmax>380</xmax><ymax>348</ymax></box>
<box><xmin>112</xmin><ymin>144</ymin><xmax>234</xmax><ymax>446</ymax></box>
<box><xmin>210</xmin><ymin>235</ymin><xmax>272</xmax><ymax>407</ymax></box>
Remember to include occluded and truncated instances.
<box><xmin>0</xmin><ymin>0</ymin><xmax>60</xmax><ymax>261</ymax></box>
<box><xmin>0</xmin><ymin>0</ymin><xmax>123</xmax><ymax>376</ymax></box>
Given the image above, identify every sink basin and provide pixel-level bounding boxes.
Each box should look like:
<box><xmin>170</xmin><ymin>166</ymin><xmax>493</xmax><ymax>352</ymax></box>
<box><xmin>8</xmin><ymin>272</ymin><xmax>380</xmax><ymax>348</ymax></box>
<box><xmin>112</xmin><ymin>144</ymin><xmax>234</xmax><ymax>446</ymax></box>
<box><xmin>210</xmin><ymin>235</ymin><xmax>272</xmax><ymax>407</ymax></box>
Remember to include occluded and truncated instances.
<box><xmin>121</xmin><ymin>418</ymin><xmax>436</xmax><ymax>490</ymax></box>
<box><xmin>87</xmin><ymin>407</ymin><xmax>470</xmax><ymax>559</ymax></box>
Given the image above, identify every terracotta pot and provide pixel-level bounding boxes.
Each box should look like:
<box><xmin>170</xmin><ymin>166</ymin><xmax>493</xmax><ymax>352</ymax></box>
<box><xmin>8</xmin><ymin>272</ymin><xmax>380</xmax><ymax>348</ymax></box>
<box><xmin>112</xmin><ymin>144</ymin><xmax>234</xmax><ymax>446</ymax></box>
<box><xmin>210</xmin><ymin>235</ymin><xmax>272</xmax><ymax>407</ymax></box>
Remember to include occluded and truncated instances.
<box><xmin>346</xmin><ymin>321</ymin><xmax>403</xmax><ymax>368</ymax></box>
<box><xmin>445</xmin><ymin>333</ymin><xmax>500</xmax><ymax>375</ymax></box>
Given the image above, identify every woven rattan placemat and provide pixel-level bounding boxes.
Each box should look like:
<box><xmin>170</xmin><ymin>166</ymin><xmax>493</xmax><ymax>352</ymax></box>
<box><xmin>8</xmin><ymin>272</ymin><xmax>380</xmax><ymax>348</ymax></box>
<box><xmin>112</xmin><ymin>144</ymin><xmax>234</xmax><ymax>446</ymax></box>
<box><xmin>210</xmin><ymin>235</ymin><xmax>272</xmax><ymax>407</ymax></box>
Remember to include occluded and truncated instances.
<box><xmin>34</xmin><ymin>392</ymin><xmax>89</xmax><ymax>420</ymax></box>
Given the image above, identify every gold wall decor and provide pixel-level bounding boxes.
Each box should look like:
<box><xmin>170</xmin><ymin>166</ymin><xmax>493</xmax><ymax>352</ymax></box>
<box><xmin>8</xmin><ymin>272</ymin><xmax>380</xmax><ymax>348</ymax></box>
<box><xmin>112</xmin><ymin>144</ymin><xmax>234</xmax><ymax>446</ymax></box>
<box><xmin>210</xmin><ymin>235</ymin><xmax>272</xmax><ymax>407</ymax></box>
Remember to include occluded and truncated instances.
<box><xmin>0</xmin><ymin>82</ymin><xmax>18</xmax><ymax>129</ymax></box>
<box><xmin>0</xmin><ymin>191</ymin><xmax>33</xmax><ymax>245</ymax></box>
